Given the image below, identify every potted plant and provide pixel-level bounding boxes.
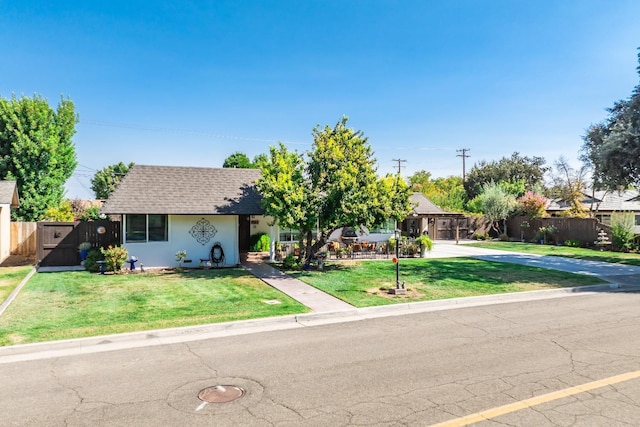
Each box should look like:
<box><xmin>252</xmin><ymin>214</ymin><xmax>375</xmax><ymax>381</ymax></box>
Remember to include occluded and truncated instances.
<box><xmin>415</xmin><ymin>235</ymin><xmax>433</xmax><ymax>258</ymax></box>
<box><xmin>175</xmin><ymin>250</ymin><xmax>187</xmax><ymax>268</ymax></box>
<box><xmin>78</xmin><ymin>242</ymin><xmax>91</xmax><ymax>263</ymax></box>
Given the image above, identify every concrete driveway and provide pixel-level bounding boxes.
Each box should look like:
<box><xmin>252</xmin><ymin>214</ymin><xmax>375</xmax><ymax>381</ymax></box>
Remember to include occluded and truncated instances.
<box><xmin>428</xmin><ymin>241</ymin><xmax>640</xmax><ymax>286</ymax></box>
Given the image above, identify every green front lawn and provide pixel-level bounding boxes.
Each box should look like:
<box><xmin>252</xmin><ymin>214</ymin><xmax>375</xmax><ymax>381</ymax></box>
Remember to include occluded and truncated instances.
<box><xmin>0</xmin><ymin>266</ymin><xmax>33</xmax><ymax>304</ymax></box>
<box><xmin>468</xmin><ymin>241</ymin><xmax>640</xmax><ymax>266</ymax></box>
<box><xmin>0</xmin><ymin>268</ymin><xmax>308</xmax><ymax>346</ymax></box>
<box><xmin>287</xmin><ymin>258</ymin><xmax>605</xmax><ymax>307</ymax></box>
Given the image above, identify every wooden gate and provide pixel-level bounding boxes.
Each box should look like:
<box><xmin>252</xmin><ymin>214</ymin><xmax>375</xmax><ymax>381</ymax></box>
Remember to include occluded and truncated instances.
<box><xmin>37</xmin><ymin>221</ymin><xmax>121</xmax><ymax>267</ymax></box>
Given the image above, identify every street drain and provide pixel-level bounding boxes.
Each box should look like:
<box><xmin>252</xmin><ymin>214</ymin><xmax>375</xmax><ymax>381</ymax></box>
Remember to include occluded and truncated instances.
<box><xmin>198</xmin><ymin>385</ymin><xmax>245</xmax><ymax>403</ymax></box>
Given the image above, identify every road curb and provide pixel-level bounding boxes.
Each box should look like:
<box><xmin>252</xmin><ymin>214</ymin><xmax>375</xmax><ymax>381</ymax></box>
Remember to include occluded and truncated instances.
<box><xmin>2</xmin><ymin>281</ymin><xmax>637</xmax><ymax>364</ymax></box>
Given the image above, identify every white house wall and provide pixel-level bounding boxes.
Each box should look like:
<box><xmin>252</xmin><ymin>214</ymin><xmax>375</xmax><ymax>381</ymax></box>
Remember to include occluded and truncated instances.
<box><xmin>248</xmin><ymin>215</ymin><xmax>273</xmax><ymax>237</ymax></box>
<box><xmin>122</xmin><ymin>215</ymin><xmax>239</xmax><ymax>269</ymax></box>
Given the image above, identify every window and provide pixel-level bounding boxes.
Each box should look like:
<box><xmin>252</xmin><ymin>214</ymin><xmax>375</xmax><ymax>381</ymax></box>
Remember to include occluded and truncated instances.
<box><xmin>279</xmin><ymin>228</ymin><xmax>299</xmax><ymax>242</ymax></box>
<box><xmin>126</xmin><ymin>214</ymin><xmax>168</xmax><ymax>242</ymax></box>
<box><xmin>126</xmin><ymin>214</ymin><xmax>147</xmax><ymax>242</ymax></box>
<box><xmin>636</xmin><ymin>215</ymin><xmax>640</xmax><ymax>226</ymax></box>
<box><xmin>370</xmin><ymin>219</ymin><xmax>395</xmax><ymax>234</ymax></box>
<box><xmin>149</xmin><ymin>214</ymin><xmax>168</xmax><ymax>241</ymax></box>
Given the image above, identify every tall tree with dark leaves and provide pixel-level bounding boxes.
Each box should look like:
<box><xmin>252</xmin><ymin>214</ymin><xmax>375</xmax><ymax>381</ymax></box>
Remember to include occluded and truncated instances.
<box><xmin>223</xmin><ymin>152</ymin><xmax>253</xmax><ymax>169</ymax></box>
<box><xmin>464</xmin><ymin>152</ymin><xmax>548</xmax><ymax>200</ymax></box>
<box><xmin>582</xmin><ymin>48</ymin><xmax>640</xmax><ymax>190</ymax></box>
<box><xmin>91</xmin><ymin>162</ymin><xmax>134</xmax><ymax>199</ymax></box>
<box><xmin>0</xmin><ymin>95</ymin><xmax>77</xmax><ymax>221</ymax></box>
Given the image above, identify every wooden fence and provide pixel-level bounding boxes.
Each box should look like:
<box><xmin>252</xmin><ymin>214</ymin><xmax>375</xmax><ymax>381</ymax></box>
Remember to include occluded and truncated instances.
<box><xmin>10</xmin><ymin>222</ymin><xmax>37</xmax><ymax>256</ymax></box>
<box><xmin>506</xmin><ymin>216</ymin><xmax>607</xmax><ymax>247</ymax></box>
<box><xmin>37</xmin><ymin>221</ymin><xmax>121</xmax><ymax>267</ymax></box>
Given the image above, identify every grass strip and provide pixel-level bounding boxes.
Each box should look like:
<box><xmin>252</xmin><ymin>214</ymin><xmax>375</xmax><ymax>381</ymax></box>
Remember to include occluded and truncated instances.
<box><xmin>287</xmin><ymin>258</ymin><xmax>605</xmax><ymax>307</ymax></box>
<box><xmin>0</xmin><ymin>268</ymin><xmax>308</xmax><ymax>346</ymax></box>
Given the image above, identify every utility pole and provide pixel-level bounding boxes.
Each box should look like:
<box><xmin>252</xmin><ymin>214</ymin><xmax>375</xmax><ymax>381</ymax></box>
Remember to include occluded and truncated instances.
<box><xmin>456</xmin><ymin>148</ymin><xmax>471</xmax><ymax>182</ymax></box>
<box><xmin>392</xmin><ymin>158</ymin><xmax>406</xmax><ymax>175</ymax></box>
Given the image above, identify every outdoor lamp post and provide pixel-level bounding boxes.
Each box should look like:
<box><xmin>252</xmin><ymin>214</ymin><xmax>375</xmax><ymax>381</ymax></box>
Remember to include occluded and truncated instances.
<box><xmin>389</xmin><ymin>222</ymin><xmax>406</xmax><ymax>294</ymax></box>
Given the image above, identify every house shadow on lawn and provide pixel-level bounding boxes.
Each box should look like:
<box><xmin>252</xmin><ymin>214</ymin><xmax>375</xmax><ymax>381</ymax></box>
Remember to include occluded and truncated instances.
<box><xmin>0</xmin><ymin>255</ymin><xmax>36</xmax><ymax>268</ymax></box>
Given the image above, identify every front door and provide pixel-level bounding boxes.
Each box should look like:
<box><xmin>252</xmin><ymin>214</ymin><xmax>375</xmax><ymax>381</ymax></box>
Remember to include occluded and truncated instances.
<box><xmin>238</xmin><ymin>215</ymin><xmax>251</xmax><ymax>251</ymax></box>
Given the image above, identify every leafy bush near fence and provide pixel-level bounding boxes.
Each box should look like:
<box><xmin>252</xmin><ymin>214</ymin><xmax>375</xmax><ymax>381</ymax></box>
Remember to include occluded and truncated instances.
<box><xmin>611</xmin><ymin>212</ymin><xmax>636</xmax><ymax>252</ymax></box>
<box><xmin>83</xmin><ymin>249</ymin><xmax>105</xmax><ymax>273</ymax></box>
<box><xmin>100</xmin><ymin>245</ymin><xmax>128</xmax><ymax>272</ymax></box>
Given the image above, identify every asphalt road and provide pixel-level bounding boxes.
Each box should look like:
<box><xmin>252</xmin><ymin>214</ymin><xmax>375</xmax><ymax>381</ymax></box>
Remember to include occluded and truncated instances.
<box><xmin>1</xmin><ymin>290</ymin><xmax>640</xmax><ymax>426</ymax></box>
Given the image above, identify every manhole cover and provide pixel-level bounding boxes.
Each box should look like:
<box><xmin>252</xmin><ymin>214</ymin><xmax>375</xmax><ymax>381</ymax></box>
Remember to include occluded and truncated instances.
<box><xmin>198</xmin><ymin>385</ymin><xmax>245</xmax><ymax>403</ymax></box>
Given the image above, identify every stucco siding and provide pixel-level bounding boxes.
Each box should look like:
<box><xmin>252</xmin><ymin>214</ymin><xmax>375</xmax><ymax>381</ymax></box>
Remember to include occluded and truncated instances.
<box><xmin>122</xmin><ymin>215</ymin><xmax>239</xmax><ymax>268</ymax></box>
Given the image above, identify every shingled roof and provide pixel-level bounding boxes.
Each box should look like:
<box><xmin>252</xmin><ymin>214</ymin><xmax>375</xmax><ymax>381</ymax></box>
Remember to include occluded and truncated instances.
<box><xmin>547</xmin><ymin>189</ymin><xmax>640</xmax><ymax>213</ymax></box>
<box><xmin>0</xmin><ymin>181</ymin><xmax>19</xmax><ymax>207</ymax></box>
<box><xmin>410</xmin><ymin>192</ymin><xmax>444</xmax><ymax>215</ymax></box>
<box><xmin>101</xmin><ymin>165</ymin><xmax>264</xmax><ymax>215</ymax></box>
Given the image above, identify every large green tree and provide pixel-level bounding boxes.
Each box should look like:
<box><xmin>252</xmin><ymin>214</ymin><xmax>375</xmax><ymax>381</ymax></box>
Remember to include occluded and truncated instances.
<box><xmin>581</xmin><ymin>49</ymin><xmax>640</xmax><ymax>189</ymax></box>
<box><xmin>464</xmin><ymin>152</ymin><xmax>548</xmax><ymax>200</ymax></box>
<box><xmin>257</xmin><ymin>117</ymin><xmax>411</xmax><ymax>263</ymax></box>
<box><xmin>475</xmin><ymin>182</ymin><xmax>517</xmax><ymax>235</ymax></box>
<box><xmin>223</xmin><ymin>152</ymin><xmax>269</xmax><ymax>169</ymax></box>
<box><xmin>409</xmin><ymin>170</ymin><xmax>465</xmax><ymax>212</ymax></box>
<box><xmin>223</xmin><ymin>152</ymin><xmax>253</xmax><ymax>168</ymax></box>
<box><xmin>0</xmin><ymin>94</ymin><xmax>77</xmax><ymax>221</ymax></box>
<box><xmin>91</xmin><ymin>162</ymin><xmax>134</xmax><ymax>199</ymax></box>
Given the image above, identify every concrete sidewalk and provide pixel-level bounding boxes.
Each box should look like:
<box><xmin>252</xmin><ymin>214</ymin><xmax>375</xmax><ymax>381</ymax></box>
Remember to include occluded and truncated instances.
<box><xmin>241</xmin><ymin>258</ymin><xmax>355</xmax><ymax>312</ymax></box>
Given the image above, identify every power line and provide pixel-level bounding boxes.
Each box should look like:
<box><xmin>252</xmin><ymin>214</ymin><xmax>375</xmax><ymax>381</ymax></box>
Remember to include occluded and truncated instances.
<box><xmin>456</xmin><ymin>148</ymin><xmax>471</xmax><ymax>182</ymax></box>
<box><xmin>79</xmin><ymin>119</ymin><xmax>310</xmax><ymax>146</ymax></box>
<box><xmin>392</xmin><ymin>158</ymin><xmax>407</xmax><ymax>176</ymax></box>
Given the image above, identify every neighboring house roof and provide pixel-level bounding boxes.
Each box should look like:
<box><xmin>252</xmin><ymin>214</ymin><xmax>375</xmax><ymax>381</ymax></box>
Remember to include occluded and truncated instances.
<box><xmin>101</xmin><ymin>165</ymin><xmax>264</xmax><ymax>215</ymax></box>
<box><xmin>0</xmin><ymin>181</ymin><xmax>19</xmax><ymax>207</ymax></box>
<box><xmin>547</xmin><ymin>189</ymin><xmax>640</xmax><ymax>213</ymax></box>
<box><xmin>410</xmin><ymin>193</ymin><xmax>445</xmax><ymax>215</ymax></box>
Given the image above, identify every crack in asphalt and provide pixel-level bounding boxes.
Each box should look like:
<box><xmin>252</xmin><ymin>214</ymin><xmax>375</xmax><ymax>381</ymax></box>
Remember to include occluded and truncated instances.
<box><xmin>433</xmin><ymin>312</ymin><xmax>491</xmax><ymax>337</ymax></box>
<box><xmin>50</xmin><ymin>359</ymin><xmax>84</xmax><ymax>426</ymax></box>
<box><xmin>245</xmin><ymin>405</ymin><xmax>277</xmax><ymax>426</ymax></box>
<box><xmin>183</xmin><ymin>342</ymin><xmax>218</xmax><ymax>376</ymax></box>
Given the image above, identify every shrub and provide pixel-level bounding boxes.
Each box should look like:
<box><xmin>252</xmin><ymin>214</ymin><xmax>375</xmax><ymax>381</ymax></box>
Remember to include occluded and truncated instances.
<box><xmin>404</xmin><ymin>242</ymin><xmax>418</xmax><ymax>256</ymax></box>
<box><xmin>518</xmin><ymin>191</ymin><xmax>548</xmax><ymax>219</ymax></box>
<box><xmin>282</xmin><ymin>254</ymin><xmax>297</xmax><ymax>269</ymax></box>
<box><xmin>564</xmin><ymin>239</ymin><xmax>582</xmax><ymax>247</ymax></box>
<box><xmin>415</xmin><ymin>235</ymin><xmax>433</xmax><ymax>252</ymax></box>
<box><xmin>84</xmin><ymin>249</ymin><xmax>104</xmax><ymax>273</ymax></box>
<box><xmin>536</xmin><ymin>225</ymin><xmax>558</xmax><ymax>244</ymax></box>
<box><xmin>499</xmin><ymin>233</ymin><xmax>510</xmax><ymax>241</ymax></box>
<box><xmin>473</xmin><ymin>232</ymin><xmax>488</xmax><ymax>240</ymax></box>
<box><xmin>78</xmin><ymin>205</ymin><xmax>102</xmax><ymax>221</ymax></box>
<box><xmin>43</xmin><ymin>200</ymin><xmax>74</xmax><ymax>222</ymax></box>
<box><xmin>100</xmin><ymin>245</ymin><xmax>128</xmax><ymax>272</ymax></box>
<box><xmin>611</xmin><ymin>212</ymin><xmax>635</xmax><ymax>252</ymax></box>
<box><xmin>250</xmin><ymin>233</ymin><xmax>271</xmax><ymax>252</ymax></box>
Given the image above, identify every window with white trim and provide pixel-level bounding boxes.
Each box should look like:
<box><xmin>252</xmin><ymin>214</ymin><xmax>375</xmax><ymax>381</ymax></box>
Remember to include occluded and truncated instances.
<box><xmin>126</xmin><ymin>214</ymin><xmax>168</xmax><ymax>242</ymax></box>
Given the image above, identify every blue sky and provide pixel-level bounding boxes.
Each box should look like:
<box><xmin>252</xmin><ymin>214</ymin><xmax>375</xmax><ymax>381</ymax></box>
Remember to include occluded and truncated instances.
<box><xmin>1</xmin><ymin>1</ymin><xmax>639</xmax><ymax>199</ymax></box>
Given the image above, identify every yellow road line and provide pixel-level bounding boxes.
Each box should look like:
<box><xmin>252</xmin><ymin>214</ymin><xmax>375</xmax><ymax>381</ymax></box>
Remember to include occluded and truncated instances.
<box><xmin>431</xmin><ymin>370</ymin><xmax>640</xmax><ymax>427</ymax></box>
